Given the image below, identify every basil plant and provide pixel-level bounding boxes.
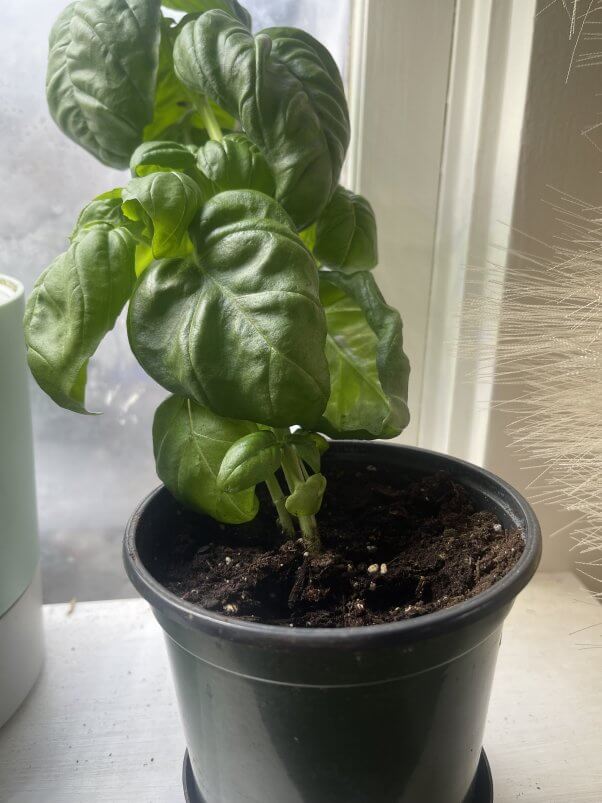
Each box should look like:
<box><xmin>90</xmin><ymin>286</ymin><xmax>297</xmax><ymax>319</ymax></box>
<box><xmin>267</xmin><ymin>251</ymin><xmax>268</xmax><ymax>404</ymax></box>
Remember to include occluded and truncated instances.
<box><xmin>25</xmin><ymin>0</ymin><xmax>410</xmax><ymax>552</ymax></box>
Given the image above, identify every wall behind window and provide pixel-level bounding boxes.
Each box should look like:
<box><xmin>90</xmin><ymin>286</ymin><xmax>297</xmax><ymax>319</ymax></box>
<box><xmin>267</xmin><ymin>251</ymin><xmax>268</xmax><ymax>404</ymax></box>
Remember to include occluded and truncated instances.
<box><xmin>0</xmin><ymin>0</ymin><xmax>349</xmax><ymax>601</ymax></box>
<box><xmin>484</xmin><ymin>0</ymin><xmax>602</xmax><ymax>575</ymax></box>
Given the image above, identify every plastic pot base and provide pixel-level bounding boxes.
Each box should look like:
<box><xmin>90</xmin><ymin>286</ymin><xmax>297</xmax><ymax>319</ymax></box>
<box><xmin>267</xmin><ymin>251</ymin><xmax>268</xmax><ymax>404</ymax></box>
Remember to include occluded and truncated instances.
<box><xmin>182</xmin><ymin>749</ymin><xmax>494</xmax><ymax>803</ymax></box>
<box><xmin>470</xmin><ymin>750</ymin><xmax>494</xmax><ymax>802</ymax></box>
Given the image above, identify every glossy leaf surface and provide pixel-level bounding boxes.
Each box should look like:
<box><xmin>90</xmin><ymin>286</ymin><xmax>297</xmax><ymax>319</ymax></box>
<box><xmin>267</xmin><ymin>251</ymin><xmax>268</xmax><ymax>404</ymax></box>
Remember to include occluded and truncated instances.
<box><xmin>197</xmin><ymin>134</ymin><xmax>275</xmax><ymax>197</ymax></box>
<box><xmin>46</xmin><ymin>0</ymin><xmax>161</xmax><ymax>168</ymax></box>
<box><xmin>130</xmin><ymin>141</ymin><xmax>199</xmax><ymax>178</ymax></box>
<box><xmin>70</xmin><ymin>189</ymin><xmax>126</xmax><ymax>243</ymax></box>
<box><xmin>143</xmin><ymin>16</ymin><xmax>236</xmax><ymax>145</ymax></box>
<box><xmin>24</xmin><ymin>227</ymin><xmax>136</xmax><ymax>413</ymax></box>
<box><xmin>128</xmin><ymin>190</ymin><xmax>329</xmax><ymax>427</ymax></box>
<box><xmin>173</xmin><ymin>13</ymin><xmax>349</xmax><ymax>229</ymax></box>
<box><xmin>143</xmin><ymin>16</ymin><xmax>190</xmax><ymax>142</ymax></box>
<box><xmin>319</xmin><ymin>270</ymin><xmax>410</xmax><ymax>439</ymax></box>
<box><xmin>217</xmin><ymin>430</ymin><xmax>282</xmax><ymax>492</ymax></box>
<box><xmin>122</xmin><ymin>172</ymin><xmax>203</xmax><ymax>258</ymax></box>
<box><xmin>314</xmin><ymin>187</ymin><xmax>378</xmax><ymax>272</ymax></box>
<box><xmin>153</xmin><ymin>395</ymin><xmax>259</xmax><ymax>522</ymax></box>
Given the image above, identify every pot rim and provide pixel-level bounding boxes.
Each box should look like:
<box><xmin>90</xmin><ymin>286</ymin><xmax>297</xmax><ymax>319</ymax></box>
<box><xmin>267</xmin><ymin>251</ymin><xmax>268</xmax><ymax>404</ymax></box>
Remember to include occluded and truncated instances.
<box><xmin>124</xmin><ymin>442</ymin><xmax>541</xmax><ymax>650</ymax></box>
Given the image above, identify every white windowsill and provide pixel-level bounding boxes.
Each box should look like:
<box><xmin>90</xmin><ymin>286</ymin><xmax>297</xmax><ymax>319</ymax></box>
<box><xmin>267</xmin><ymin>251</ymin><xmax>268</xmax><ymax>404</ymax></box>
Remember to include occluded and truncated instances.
<box><xmin>0</xmin><ymin>572</ymin><xmax>599</xmax><ymax>802</ymax></box>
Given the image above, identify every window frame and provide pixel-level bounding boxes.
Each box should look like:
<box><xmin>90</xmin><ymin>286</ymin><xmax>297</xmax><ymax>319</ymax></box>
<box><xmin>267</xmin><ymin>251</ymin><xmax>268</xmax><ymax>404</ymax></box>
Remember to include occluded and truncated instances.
<box><xmin>346</xmin><ymin>0</ymin><xmax>536</xmax><ymax>464</ymax></box>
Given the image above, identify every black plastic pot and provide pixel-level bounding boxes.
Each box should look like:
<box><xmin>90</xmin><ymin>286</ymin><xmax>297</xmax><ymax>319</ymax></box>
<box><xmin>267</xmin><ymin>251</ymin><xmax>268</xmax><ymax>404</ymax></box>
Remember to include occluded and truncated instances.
<box><xmin>124</xmin><ymin>442</ymin><xmax>541</xmax><ymax>803</ymax></box>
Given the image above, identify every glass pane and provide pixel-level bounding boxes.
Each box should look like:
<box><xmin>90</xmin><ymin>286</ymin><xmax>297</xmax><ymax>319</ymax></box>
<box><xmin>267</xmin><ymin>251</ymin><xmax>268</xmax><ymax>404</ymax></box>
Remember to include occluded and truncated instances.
<box><xmin>245</xmin><ymin>0</ymin><xmax>351</xmax><ymax>76</ymax></box>
<box><xmin>0</xmin><ymin>0</ymin><xmax>350</xmax><ymax>602</ymax></box>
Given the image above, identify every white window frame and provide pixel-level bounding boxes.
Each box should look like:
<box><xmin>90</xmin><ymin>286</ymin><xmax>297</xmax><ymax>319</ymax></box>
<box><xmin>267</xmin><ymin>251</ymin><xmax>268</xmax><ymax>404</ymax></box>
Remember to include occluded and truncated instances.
<box><xmin>345</xmin><ymin>0</ymin><xmax>536</xmax><ymax>465</ymax></box>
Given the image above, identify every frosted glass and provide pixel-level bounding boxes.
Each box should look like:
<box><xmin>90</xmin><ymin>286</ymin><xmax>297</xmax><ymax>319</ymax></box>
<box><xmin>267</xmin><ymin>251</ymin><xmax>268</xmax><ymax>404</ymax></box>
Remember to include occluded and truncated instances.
<box><xmin>0</xmin><ymin>0</ymin><xmax>350</xmax><ymax>601</ymax></box>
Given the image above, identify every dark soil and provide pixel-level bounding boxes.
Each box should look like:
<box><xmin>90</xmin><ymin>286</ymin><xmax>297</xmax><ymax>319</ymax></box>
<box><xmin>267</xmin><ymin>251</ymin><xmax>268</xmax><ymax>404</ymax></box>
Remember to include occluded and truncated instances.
<box><xmin>160</xmin><ymin>464</ymin><xmax>524</xmax><ymax>628</ymax></box>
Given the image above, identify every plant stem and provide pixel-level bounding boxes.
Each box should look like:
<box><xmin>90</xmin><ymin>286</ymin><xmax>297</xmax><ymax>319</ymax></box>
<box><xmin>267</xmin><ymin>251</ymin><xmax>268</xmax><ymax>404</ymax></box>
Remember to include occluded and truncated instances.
<box><xmin>298</xmin><ymin>512</ymin><xmax>321</xmax><ymax>554</ymax></box>
<box><xmin>281</xmin><ymin>445</ymin><xmax>321</xmax><ymax>553</ymax></box>
<box><xmin>265</xmin><ymin>473</ymin><xmax>295</xmax><ymax>537</ymax></box>
<box><xmin>192</xmin><ymin>93</ymin><xmax>223</xmax><ymax>142</ymax></box>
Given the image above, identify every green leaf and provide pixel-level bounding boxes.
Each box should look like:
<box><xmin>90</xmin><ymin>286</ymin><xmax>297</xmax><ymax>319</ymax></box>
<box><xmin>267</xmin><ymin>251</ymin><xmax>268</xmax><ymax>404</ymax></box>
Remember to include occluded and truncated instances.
<box><xmin>128</xmin><ymin>190</ymin><xmax>330</xmax><ymax>428</ymax></box>
<box><xmin>299</xmin><ymin>224</ymin><xmax>317</xmax><ymax>253</ymax></box>
<box><xmin>142</xmin><ymin>17</ymin><xmax>184</xmax><ymax>141</ymax></box>
<box><xmin>173</xmin><ymin>15</ymin><xmax>350</xmax><ymax>229</ymax></box>
<box><xmin>153</xmin><ymin>395</ymin><xmax>259</xmax><ymax>523</ymax></box>
<box><xmin>130</xmin><ymin>140</ymin><xmax>214</xmax><ymax>200</ymax></box>
<box><xmin>217</xmin><ymin>430</ymin><xmax>281</xmax><ymax>492</ymax></box>
<box><xmin>70</xmin><ymin>189</ymin><xmax>125</xmax><ymax>243</ymax></box>
<box><xmin>130</xmin><ymin>141</ymin><xmax>199</xmax><ymax>178</ymax></box>
<box><xmin>197</xmin><ymin>133</ymin><xmax>276</xmax><ymax>197</ymax></box>
<box><xmin>143</xmin><ymin>16</ymin><xmax>191</xmax><ymax>142</ymax></box>
<box><xmin>72</xmin><ymin>188</ymin><xmax>151</xmax><ymax>264</ymax></box>
<box><xmin>135</xmin><ymin>243</ymin><xmax>154</xmax><ymax>277</ymax></box>
<box><xmin>287</xmin><ymin>432</ymin><xmax>323</xmax><ymax>473</ymax></box>
<box><xmin>285</xmin><ymin>473</ymin><xmax>327</xmax><ymax>517</ymax></box>
<box><xmin>153</xmin><ymin>108</ymin><xmax>237</xmax><ymax>148</ymax></box>
<box><xmin>161</xmin><ymin>0</ymin><xmax>251</xmax><ymax>26</ymax></box>
<box><xmin>46</xmin><ymin>0</ymin><xmax>161</xmax><ymax>168</ymax></box>
<box><xmin>142</xmin><ymin>16</ymin><xmax>237</xmax><ymax>145</ymax></box>
<box><xmin>306</xmin><ymin>431</ymin><xmax>329</xmax><ymax>455</ymax></box>
<box><xmin>319</xmin><ymin>270</ymin><xmax>410</xmax><ymax>439</ymax></box>
<box><xmin>314</xmin><ymin>187</ymin><xmax>378</xmax><ymax>272</ymax></box>
<box><xmin>24</xmin><ymin>227</ymin><xmax>136</xmax><ymax>413</ymax></box>
<box><xmin>122</xmin><ymin>172</ymin><xmax>203</xmax><ymax>258</ymax></box>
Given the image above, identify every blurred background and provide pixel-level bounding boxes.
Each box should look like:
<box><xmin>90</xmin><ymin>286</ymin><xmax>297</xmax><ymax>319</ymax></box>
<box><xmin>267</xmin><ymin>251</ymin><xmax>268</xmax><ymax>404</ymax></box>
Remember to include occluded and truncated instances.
<box><xmin>1</xmin><ymin>0</ymin><xmax>599</xmax><ymax>601</ymax></box>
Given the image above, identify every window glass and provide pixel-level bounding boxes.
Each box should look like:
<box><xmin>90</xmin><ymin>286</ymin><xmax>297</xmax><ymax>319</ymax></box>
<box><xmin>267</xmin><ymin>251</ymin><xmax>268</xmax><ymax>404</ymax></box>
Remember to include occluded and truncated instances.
<box><xmin>0</xmin><ymin>0</ymin><xmax>350</xmax><ymax>601</ymax></box>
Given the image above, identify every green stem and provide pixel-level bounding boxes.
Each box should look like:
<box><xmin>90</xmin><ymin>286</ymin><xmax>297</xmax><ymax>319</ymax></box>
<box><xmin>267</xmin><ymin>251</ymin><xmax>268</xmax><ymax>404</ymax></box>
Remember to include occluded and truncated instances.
<box><xmin>192</xmin><ymin>93</ymin><xmax>223</xmax><ymax>142</ymax></box>
<box><xmin>265</xmin><ymin>473</ymin><xmax>295</xmax><ymax>537</ymax></box>
<box><xmin>281</xmin><ymin>445</ymin><xmax>321</xmax><ymax>553</ymax></box>
<box><xmin>298</xmin><ymin>456</ymin><xmax>309</xmax><ymax>481</ymax></box>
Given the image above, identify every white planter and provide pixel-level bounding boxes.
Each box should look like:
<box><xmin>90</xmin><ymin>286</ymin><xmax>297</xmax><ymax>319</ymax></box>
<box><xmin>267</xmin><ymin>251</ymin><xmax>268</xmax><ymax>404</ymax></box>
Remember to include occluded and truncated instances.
<box><xmin>0</xmin><ymin>275</ymin><xmax>44</xmax><ymax>727</ymax></box>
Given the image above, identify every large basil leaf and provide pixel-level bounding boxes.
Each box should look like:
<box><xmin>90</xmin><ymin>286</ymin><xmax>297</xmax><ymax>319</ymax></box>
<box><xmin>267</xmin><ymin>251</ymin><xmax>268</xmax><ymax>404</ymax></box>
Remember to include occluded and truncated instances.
<box><xmin>153</xmin><ymin>395</ymin><xmax>259</xmax><ymax>523</ymax></box>
<box><xmin>161</xmin><ymin>0</ymin><xmax>251</xmax><ymax>26</ymax></box>
<box><xmin>314</xmin><ymin>187</ymin><xmax>378</xmax><ymax>272</ymax></box>
<box><xmin>122</xmin><ymin>172</ymin><xmax>203</xmax><ymax>258</ymax></box>
<box><xmin>319</xmin><ymin>270</ymin><xmax>410</xmax><ymax>439</ymax></box>
<box><xmin>128</xmin><ymin>190</ymin><xmax>329</xmax><ymax>428</ymax></box>
<box><xmin>46</xmin><ymin>0</ymin><xmax>161</xmax><ymax>168</ymax></box>
<box><xmin>24</xmin><ymin>228</ymin><xmax>136</xmax><ymax>413</ymax></box>
<box><xmin>173</xmin><ymin>14</ymin><xmax>350</xmax><ymax>229</ymax></box>
<box><xmin>197</xmin><ymin>134</ymin><xmax>276</xmax><ymax>197</ymax></box>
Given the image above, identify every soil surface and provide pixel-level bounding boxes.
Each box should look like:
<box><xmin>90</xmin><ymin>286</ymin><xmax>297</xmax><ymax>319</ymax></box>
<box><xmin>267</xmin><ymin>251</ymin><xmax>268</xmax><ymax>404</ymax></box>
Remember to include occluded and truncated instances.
<box><xmin>160</xmin><ymin>465</ymin><xmax>524</xmax><ymax>627</ymax></box>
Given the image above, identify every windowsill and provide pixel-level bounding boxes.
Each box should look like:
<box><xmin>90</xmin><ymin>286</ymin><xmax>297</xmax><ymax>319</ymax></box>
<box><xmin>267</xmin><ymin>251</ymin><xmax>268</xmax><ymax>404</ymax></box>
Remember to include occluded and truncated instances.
<box><xmin>0</xmin><ymin>572</ymin><xmax>599</xmax><ymax>801</ymax></box>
